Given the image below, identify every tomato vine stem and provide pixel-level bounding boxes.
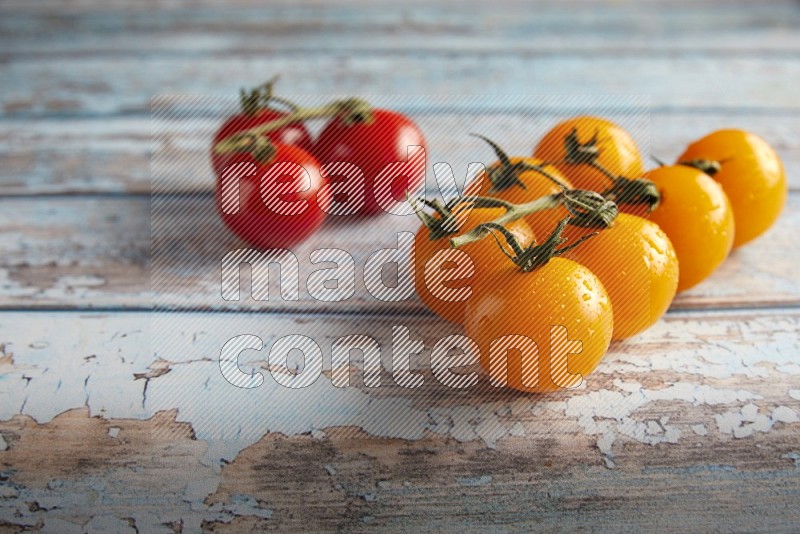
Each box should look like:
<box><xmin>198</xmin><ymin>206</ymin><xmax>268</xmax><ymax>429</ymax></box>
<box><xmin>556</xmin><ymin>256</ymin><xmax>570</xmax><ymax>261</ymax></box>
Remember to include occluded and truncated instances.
<box><xmin>449</xmin><ymin>193</ymin><xmax>560</xmax><ymax>248</ymax></box>
<box><xmin>677</xmin><ymin>158</ymin><xmax>730</xmax><ymax>177</ymax></box>
<box><xmin>238</xmin><ymin>76</ymin><xmax>303</xmax><ymax>115</ymax></box>
<box><xmin>471</xmin><ymin>134</ymin><xmax>572</xmax><ymax>194</ymax></box>
<box><xmin>410</xmin><ymin>197</ymin><xmax>466</xmax><ymax>240</ymax></box>
<box><xmin>562</xmin><ymin>127</ymin><xmax>661</xmax><ymax>211</ymax></box>
<box><xmin>486</xmin><ymin>218</ymin><xmax>599</xmax><ymax>272</ymax></box>
<box><xmin>214</xmin><ymin>98</ymin><xmax>373</xmax><ymax>156</ymax></box>
<box><xmin>449</xmin><ymin>189</ymin><xmax>617</xmax><ymax>249</ymax></box>
<box><xmin>651</xmin><ymin>155</ymin><xmax>667</xmax><ymax>167</ymax></box>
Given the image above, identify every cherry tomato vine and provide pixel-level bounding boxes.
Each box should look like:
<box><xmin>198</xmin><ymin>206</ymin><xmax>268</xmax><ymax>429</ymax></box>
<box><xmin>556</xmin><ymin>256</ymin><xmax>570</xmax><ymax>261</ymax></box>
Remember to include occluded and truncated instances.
<box><xmin>209</xmin><ymin>81</ymin><xmax>786</xmax><ymax>394</ymax></box>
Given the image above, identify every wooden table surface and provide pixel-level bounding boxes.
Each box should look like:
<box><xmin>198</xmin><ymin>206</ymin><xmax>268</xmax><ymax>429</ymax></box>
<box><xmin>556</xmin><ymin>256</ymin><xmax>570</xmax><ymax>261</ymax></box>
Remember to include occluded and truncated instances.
<box><xmin>1</xmin><ymin>1</ymin><xmax>800</xmax><ymax>532</ymax></box>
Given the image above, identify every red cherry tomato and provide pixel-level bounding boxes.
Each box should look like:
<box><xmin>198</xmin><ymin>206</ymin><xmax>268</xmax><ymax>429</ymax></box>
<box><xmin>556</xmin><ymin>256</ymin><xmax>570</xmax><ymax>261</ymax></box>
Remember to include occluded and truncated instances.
<box><xmin>313</xmin><ymin>109</ymin><xmax>427</xmax><ymax>215</ymax></box>
<box><xmin>216</xmin><ymin>144</ymin><xmax>330</xmax><ymax>249</ymax></box>
<box><xmin>211</xmin><ymin>108</ymin><xmax>313</xmax><ymax>177</ymax></box>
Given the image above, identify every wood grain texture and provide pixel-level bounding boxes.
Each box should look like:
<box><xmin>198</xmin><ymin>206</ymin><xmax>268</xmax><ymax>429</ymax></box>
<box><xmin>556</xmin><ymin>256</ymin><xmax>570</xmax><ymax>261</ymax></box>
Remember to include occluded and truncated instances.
<box><xmin>3</xmin><ymin>0</ymin><xmax>795</xmax><ymax>122</ymax></box>
<box><xmin>0</xmin><ymin>309</ymin><xmax>798</xmax><ymax>530</ymax></box>
<box><xmin>3</xmin><ymin>56</ymin><xmax>800</xmax><ymax>118</ymax></box>
<box><xmin>3</xmin><ymin>2</ymin><xmax>800</xmax><ymax>58</ymax></box>
<box><xmin>1</xmin><ymin>194</ymin><xmax>797</xmax><ymax>312</ymax></box>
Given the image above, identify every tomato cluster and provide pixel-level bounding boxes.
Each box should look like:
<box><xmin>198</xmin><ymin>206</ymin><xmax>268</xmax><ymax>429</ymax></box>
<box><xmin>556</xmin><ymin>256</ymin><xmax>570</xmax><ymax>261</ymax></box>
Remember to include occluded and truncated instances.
<box><xmin>210</xmin><ymin>85</ymin><xmax>786</xmax><ymax>395</ymax></box>
<box><xmin>416</xmin><ymin>116</ymin><xmax>786</xmax><ymax>393</ymax></box>
<box><xmin>211</xmin><ymin>82</ymin><xmax>427</xmax><ymax>248</ymax></box>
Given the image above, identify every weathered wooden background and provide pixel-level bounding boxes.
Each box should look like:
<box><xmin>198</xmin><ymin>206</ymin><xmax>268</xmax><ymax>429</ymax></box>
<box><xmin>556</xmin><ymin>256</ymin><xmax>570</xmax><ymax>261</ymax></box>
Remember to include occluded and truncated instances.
<box><xmin>1</xmin><ymin>1</ymin><xmax>799</xmax><ymax>532</ymax></box>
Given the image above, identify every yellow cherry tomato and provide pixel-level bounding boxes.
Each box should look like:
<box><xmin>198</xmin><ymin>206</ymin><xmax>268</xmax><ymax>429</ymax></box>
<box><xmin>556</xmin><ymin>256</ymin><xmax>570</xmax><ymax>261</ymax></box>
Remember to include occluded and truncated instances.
<box><xmin>677</xmin><ymin>129</ymin><xmax>787</xmax><ymax>248</ymax></box>
<box><xmin>465</xmin><ymin>258</ymin><xmax>613</xmax><ymax>393</ymax></box>
<box><xmin>639</xmin><ymin>165</ymin><xmax>735</xmax><ymax>292</ymax></box>
<box><xmin>563</xmin><ymin>214</ymin><xmax>678</xmax><ymax>340</ymax></box>
<box><xmin>415</xmin><ymin>206</ymin><xmax>535</xmax><ymax>323</ymax></box>
<box><xmin>534</xmin><ymin>116</ymin><xmax>645</xmax><ymax>193</ymax></box>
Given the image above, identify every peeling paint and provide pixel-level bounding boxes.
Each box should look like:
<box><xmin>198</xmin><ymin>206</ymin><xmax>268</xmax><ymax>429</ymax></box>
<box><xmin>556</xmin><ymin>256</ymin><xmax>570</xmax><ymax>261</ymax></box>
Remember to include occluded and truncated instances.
<box><xmin>3</xmin><ymin>313</ymin><xmax>800</xmax><ymax>465</ymax></box>
<box><xmin>509</xmin><ymin>422</ymin><xmax>525</xmax><ymax>437</ymax></box>
<box><xmin>0</xmin><ymin>311</ymin><xmax>799</xmax><ymax>525</ymax></box>
<box><xmin>84</xmin><ymin>514</ymin><xmax>138</xmax><ymax>534</ymax></box>
<box><xmin>0</xmin><ymin>269</ymin><xmax>38</xmax><ymax>298</ymax></box>
<box><xmin>777</xmin><ymin>364</ymin><xmax>800</xmax><ymax>375</ymax></box>
<box><xmin>218</xmin><ymin>494</ymin><xmax>273</xmax><ymax>520</ymax></box>
<box><xmin>596</xmin><ymin>431</ymin><xmax>616</xmax><ymax>469</ymax></box>
<box><xmin>40</xmin><ymin>275</ymin><xmax>108</xmax><ymax>301</ymax></box>
<box><xmin>713</xmin><ymin>403</ymin><xmax>800</xmax><ymax>437</ymax></box>
<box><xmin>772</xmin><ymin>406</ymin><xmax>799</xmax><ymax>424</ymax></box>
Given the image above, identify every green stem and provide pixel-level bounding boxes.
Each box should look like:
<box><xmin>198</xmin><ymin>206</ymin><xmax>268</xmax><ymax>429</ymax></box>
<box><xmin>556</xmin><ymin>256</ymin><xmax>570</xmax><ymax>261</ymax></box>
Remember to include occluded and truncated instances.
<box><xmin>677</xmin><ymin>158</ymin><xmax>727</xmax><ymax>177</ymax></box>
<box><xmin>456</xmin><ymin>196</ymin><xmax>517</xmax><ymax>211</ymax></box>
<box><xmin>471</xmin><ymin>134</ymin><xmax>570</xmax><ymax>194</ymax></box>
<box><xmin>486</xmin><ymin>217</ymin><xmax>601</xmax><ymax>272</ymax></box>
<box><xmin>563</xmin><ymin>189</ymin><xmax>619</xmax><ymax>228</ymax></box>
<box><xmin>214</xmin><ymin>97</ymin><xmax>372</xmax><ymax>155</ymax></box>
<box><xmin>590</xmin><ymin>159</ymin><xmax>661</xmax><ymax>213</ymax></box>
<box><xmin>650</xmin><ymin>155</ymin><xmax>667</xmax><ymax>167</ymax></box>
<box><xmin>561</xmin><ymin>128</ymin><xmax>661</xmax><ymax>211</ymax></box>
<box><xmin>449</xmin><ymin>194</ymin><xmax>562</xmax><ymax>248</ymax></box>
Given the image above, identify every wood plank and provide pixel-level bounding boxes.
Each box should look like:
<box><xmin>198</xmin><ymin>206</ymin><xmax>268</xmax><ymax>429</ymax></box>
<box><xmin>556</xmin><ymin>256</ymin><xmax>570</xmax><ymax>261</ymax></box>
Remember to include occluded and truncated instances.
<box><xmin>0</xmin><ymin>308</ymin><xmax>798</xmax><ymax>530</ymax></box>
<box><xmin>1</xmin><ymin>0</ymin><xmax>792</xmax><ymax>9</ymax></box>
<box><xmin>2</xmin><ymin>111</ymin><xmax>799</xmax><ymax>195</ymax></box>
<box><xmin>3</xmin><ymin>55</ymin><xmax>800</xmax><ymax>118</ymax></box>
<box><xmin>0</xmin><ymin>194</ymin><xmax>798</xmax><ymax>311</ymax></box>
<box><xmin>2</xmin><ymin>2</ymin><xmax>800</xmax><ymax>57</ymax></box>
